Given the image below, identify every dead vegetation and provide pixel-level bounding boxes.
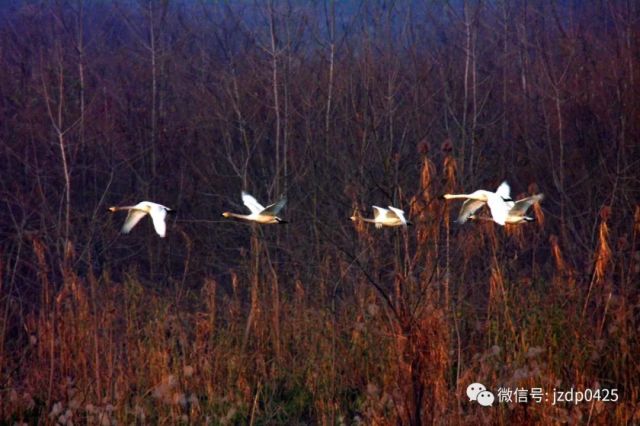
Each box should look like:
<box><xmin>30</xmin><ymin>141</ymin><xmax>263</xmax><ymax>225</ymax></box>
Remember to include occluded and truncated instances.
<box><xmin>1</xmin><ymin>1</ymin><xmax>639</xmax><ymax>424</ymax></box>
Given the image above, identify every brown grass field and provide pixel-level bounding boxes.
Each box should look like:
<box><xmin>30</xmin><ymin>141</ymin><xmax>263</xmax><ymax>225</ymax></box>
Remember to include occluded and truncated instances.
<box><xmin>1</xmin><ymin>1</ymin><xmax>639</xmax><ymax>424</ymax></box>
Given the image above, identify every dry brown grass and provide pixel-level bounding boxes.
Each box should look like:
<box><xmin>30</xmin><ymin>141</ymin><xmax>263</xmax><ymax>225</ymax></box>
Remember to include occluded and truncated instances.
<box><xmin>2</xmin><ymin>200</ymin><xmax>639</xmax><ymax>425</ymax></box>
<box><xmin>0</xmin><ymin>2</ymin><xmax>639</xmax><ymax>424</ymax></box>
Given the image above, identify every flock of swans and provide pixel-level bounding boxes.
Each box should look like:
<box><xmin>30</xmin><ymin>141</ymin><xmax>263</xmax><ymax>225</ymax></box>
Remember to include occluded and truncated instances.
<box><xmin>442</xmin><ymin>181</ymin><xmax>544</xmax><ymax>225</ymax></box>
<box><xmin>108</xmin><ymin>181</ymin><xmax>544</xmax><ymax>238</ymax></box>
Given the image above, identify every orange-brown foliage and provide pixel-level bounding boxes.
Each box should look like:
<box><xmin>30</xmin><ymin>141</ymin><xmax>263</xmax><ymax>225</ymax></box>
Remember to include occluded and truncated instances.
<box><xmin>1</xmin><ymin>2</ymin><xmax>638</xmax><ymax>424</ymax></box>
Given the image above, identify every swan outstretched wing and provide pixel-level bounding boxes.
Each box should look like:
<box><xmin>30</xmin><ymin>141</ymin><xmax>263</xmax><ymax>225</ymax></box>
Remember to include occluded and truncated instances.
<box><xmin>387</xmin><ymin>206</ymin><xmax>408</xmax><ymax>226</ymax></box>
<box><xmin>509</xmin><ymin>194</ymin><xmax>544</xmax><ymax>216</ymax></box>
<box><xmin>456</xmin><ymin>199</ymin><xmax>486</xmax><ymax>224</ymax></box>
<box><xmin>241</xmin><ymin>191</ymin><xmax>265</xmax><ymax>214</ymax></box>
<box><xmin>372</xmin><ymin>206</ymin><xmax>388</xmax><ymax>218</ymax></box>
<box><xmin>495</xmin><ymin>181</ymin><xmax>512</xmax><ymax>200</ymax></box>
<box><xmin>261</xmin><ymin>197</ymin><xmax>287</xmax><ymax>216</ymax></box>
<box><xmin>121</xmin><ymin>210</ymin><xmax>148</xmax><ymax>234</ymax></box>
<box><xmin>149</xmin><ymin>207</ymin><xmax>168</xmax><ymax>237</ymax></box>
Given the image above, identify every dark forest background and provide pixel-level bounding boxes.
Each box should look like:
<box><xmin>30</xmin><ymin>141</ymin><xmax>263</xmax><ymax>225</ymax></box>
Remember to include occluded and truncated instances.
<box><xmin>1</xmin><ymin>0</ymin><xmax>639</xmax><ymax>424</ymax></box>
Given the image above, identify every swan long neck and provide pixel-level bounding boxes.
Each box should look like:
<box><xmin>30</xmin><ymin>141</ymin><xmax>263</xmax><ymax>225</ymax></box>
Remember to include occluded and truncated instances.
<box><xmin>350</xmin><ymin>215</ymin><xmax>376</xmax><ymax>224</ymax></box>
<box><xmin>109</xmin><ymin>205</ymin><xmax>136</xmax><ymax>212</ymax></box>
<box><xmin>443</xmin><ymin>193</ymin><xmax>473</xmax><ymax>200</ymax></box>
<box><xmin>443</xmin><ymin>193</ymin><xmax>487</xmax><ymax>201</ymax></box>
<box><xmin>224</xmin><ymin>212</ymin><xmax>251</xmax><ymax>220</ymax></box>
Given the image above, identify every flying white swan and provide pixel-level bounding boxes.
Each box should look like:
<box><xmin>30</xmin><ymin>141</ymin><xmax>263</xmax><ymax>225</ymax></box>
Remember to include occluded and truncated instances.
<box><xmin>350</xmin><ymin>205</ymin><xmax>412</xmax><ymax>228</ymax></box>
<box><xmin>108</xmin><ymin>201</ymin><xmax>173</xmax><ymax>237</ymax></box>
<box><xmin>442</xmin><ymin>181</ymin><xmax>514</xmax><ymax>225</ymax></box>
<box><xmin>222</xmin><ymin>191</ymin><xmax>287</xmax><ymax>224</ymax></box>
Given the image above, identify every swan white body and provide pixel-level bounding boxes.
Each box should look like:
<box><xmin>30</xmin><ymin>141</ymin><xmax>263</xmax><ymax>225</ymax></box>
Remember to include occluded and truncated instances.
<box><xmin>108</xmin><ymin>201</ymin><xmax>172</xmax><ymax>237</ymax></box>
<box><xmin>222</xmin><ymin>191</ymin><xmax>287</xmax><ymax>224</ymax></box>
<box><xmin>350</xmin><ymin>205</ymin><xmax>411</xmax><ymax>228</ymax></box>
